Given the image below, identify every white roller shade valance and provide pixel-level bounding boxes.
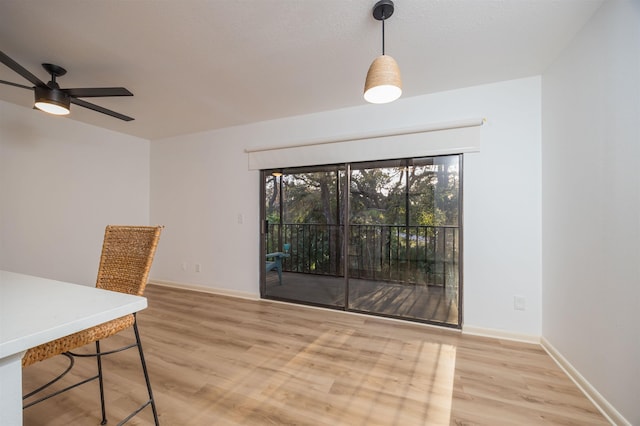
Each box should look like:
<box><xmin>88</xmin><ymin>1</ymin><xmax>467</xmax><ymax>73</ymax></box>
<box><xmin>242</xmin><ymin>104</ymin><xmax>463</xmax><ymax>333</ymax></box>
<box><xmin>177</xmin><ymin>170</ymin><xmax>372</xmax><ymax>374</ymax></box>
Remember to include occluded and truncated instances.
<box><xmin>246</xmin><ymin>118</ymin><xmax>484</xmax><ymax>170</ymax></box>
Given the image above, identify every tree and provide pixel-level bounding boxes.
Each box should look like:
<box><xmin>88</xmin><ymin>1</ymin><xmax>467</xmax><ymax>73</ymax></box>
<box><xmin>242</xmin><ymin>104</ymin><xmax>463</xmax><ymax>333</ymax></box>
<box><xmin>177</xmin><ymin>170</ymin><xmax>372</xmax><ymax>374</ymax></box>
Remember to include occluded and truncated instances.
<box><xmin>263</xmin><ymin>155</ymin><xmax>460</xmax><ymax>279</ymax></box>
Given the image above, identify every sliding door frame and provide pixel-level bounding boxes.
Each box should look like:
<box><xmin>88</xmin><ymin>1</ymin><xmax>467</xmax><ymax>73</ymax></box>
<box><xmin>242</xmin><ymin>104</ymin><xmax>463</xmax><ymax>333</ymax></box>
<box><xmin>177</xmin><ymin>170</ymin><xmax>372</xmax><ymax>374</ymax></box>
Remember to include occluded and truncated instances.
<box><xmin>260</xmin><ymin>155</ymin><xmax>463</xmax><ymax>329</ymax></box>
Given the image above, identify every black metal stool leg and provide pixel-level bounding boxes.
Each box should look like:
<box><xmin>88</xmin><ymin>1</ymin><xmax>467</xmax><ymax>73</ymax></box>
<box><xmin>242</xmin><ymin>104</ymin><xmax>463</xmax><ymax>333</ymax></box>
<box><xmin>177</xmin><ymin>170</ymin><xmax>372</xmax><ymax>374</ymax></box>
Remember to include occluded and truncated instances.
<box><xmin>96</xmin><ymin>340</ymin><xmax>107</xmax><ymax>425</ymax></box>
<box><xmin>132</xmin><ymin>315</ymin><xmax>159</xmax><ymax>425</ymax></box>
<box><xmin>24</xmin><ymin>320</ymin><xmax>158</xmax><ymax>425</ymax></box>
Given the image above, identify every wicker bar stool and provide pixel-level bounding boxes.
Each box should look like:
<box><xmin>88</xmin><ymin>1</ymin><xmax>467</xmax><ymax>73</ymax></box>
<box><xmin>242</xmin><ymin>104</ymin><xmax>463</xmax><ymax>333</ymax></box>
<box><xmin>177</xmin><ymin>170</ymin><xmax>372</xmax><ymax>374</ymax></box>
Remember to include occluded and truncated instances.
<box><xmin>22</xmin><ymin>225</ymin><xmax>163</xmax><ymax>425</ymax></box>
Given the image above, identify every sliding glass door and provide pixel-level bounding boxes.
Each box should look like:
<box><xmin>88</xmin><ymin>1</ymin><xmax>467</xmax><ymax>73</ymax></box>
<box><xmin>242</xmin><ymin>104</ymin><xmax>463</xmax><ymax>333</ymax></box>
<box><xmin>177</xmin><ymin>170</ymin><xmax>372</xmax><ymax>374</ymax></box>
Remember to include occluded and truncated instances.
<box><xmin>262</xmin><ymin>165</ymin><xmax>346</xmax><ymax>307</ymax></box>
<box><xmin>347</xmin><ymin>157</ymin><xmax>461</xmax><ymax>324</ymax></box>
<box><xmin>261</xmin><ymin>155</ymin><xmax>462</xmax><ymax>327</ymax></box>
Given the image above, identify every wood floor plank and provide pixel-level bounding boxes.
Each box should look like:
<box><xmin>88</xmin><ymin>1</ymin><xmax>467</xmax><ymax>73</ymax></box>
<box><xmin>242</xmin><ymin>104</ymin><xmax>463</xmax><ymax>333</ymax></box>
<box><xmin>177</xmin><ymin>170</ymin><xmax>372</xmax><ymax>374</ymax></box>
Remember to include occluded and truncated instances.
<box><xmin>22</xmin><ymin>285</ymin><xmax>608</xmax><ymax>425</ymax></box>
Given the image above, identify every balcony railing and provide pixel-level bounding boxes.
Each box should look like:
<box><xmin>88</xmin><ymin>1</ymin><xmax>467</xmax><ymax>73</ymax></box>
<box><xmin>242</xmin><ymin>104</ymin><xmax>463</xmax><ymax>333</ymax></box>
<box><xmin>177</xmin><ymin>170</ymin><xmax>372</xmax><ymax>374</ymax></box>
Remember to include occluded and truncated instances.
<box><xmin>266</xmin><ymin>223</ymin><xmax>459</xmax><ymax>286</ymax></box>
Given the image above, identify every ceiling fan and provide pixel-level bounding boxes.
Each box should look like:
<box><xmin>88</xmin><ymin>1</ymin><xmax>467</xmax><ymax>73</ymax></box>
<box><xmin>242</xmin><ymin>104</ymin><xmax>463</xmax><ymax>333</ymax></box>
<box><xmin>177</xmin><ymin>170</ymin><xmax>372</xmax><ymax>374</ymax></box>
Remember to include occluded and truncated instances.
<box><xmin>0</xmin><ymin>50</ymin><xmax>134</xmax><ymax>121</ymax></box>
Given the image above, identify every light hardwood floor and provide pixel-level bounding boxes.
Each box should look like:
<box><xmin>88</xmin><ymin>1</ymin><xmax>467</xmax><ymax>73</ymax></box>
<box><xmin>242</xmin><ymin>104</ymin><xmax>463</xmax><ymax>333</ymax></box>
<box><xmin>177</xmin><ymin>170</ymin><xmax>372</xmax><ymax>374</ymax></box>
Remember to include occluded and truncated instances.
<box><xmin>22</xmin><ymin>285</ymin><xmax>608</xmax><ymax>425</ymax></box>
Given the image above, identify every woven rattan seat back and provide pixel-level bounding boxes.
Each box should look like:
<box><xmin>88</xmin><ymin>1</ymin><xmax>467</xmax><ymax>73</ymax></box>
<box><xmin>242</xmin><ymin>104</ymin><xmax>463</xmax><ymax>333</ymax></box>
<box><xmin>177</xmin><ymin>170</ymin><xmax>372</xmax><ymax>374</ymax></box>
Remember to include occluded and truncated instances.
<box><xmin>96</xmin><ymin>225</ymin><xmax>162</xmax><ymax>296</ymax></box>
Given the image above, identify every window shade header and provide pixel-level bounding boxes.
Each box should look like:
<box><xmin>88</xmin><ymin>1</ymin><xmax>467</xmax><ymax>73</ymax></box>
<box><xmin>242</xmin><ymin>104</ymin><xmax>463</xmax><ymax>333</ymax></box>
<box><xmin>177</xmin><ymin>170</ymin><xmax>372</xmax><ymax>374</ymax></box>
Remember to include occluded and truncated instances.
<box><xmin>246</xmin><ymin>118</ymin><xmax>484</xmax><ymax>170</ymax></box>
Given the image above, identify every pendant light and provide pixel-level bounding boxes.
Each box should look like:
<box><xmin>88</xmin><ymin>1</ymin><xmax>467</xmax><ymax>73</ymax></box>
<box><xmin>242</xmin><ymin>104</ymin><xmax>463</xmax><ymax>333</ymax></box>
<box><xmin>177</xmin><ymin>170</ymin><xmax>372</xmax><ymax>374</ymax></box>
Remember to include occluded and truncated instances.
<box><xmin>364</xmin><ymin>0</ymin><xmax>402</xmax><ymax>104</ymax></box>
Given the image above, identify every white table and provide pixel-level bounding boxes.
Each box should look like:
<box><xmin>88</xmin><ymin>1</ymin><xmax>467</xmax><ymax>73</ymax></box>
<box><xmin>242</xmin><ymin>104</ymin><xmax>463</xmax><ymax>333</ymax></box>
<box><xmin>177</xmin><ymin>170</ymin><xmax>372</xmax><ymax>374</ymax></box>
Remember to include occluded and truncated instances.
<box><xmin>0</xmin><ymin>270</ymin><xmax>148</xmax><ymax>425</ymax></box>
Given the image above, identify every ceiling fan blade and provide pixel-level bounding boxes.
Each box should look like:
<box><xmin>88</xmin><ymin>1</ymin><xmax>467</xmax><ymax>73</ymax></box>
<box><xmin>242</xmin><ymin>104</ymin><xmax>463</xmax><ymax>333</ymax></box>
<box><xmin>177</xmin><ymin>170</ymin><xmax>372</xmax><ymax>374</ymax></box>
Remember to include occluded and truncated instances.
<box><xmin>62</xmin><ymin>87</ymin><xmax>133</xmax><ymax>97</ymax></box>
<box><xmin>70</xmin><ymin>97</ymin><xmax>134</xmax><ymax>121</ymax></box>
<box><xmin>0</xmin><ymin>50</ymin><xmax>47</xmax><ymax>88</ymax></box>
<box><xmin>0</xmin><ymin>79</ymin><xmax>34</xmax><ymax>90</ymax></box>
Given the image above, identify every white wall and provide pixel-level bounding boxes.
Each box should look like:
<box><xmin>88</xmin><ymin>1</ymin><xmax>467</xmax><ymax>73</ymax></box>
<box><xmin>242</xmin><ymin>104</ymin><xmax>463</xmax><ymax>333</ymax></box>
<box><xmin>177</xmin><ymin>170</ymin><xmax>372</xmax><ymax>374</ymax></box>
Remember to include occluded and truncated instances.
<box><xmin>151</xmin><ymin>76</ymin><xmax>542</xmax><ymax>336</ymax></box>
<box><xmin>0</xmin><ymin>100</ymin><xmax>150</xmax><ymax>286</ymax></box>
<box><xmin>541</xmin><ymin>1</ymin><xmax>640</xmax><ymax>424</ymax></box>
<box><xmin>150</xmin><ymin>129</ymin><xmax>258</xmax><ymax>294</ymax></box>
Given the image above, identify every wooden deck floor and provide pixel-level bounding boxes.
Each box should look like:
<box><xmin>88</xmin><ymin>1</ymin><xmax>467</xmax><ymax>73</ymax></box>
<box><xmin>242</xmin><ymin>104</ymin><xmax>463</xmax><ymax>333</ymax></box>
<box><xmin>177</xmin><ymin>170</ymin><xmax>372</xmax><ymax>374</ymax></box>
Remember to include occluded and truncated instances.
<box><xmin>22</xmin><ymin>285</ymin><xmax>608</xmax><ymax>425</ymax></box>
<box><xmin>265</xmin><ymin>271</ymin><xmax>459</xmax><ymax>325</ymax></box>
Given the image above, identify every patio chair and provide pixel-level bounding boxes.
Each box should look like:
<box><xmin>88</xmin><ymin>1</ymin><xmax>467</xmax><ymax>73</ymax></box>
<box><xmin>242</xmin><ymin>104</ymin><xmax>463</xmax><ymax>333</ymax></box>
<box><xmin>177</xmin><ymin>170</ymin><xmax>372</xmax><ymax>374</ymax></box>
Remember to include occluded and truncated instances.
<box><xmin>266</xmin><ymin>251</ymin><xmax>290</xmax><ymax>285</ymax></box>
<box><xmin>266</xmin><ymin>252</ymin><xmax>284</xmax><ymax>285</ymax></box>
<box><xmin>22</xmin><ymin>225</ymin><xmax>163</xmax><ymax>426</ymax></box>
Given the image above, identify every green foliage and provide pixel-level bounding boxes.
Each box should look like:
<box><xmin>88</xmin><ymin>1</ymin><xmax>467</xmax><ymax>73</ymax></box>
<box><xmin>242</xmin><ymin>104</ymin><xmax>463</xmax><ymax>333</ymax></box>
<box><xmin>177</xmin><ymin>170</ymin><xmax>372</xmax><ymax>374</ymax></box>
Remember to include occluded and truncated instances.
<box><xmin>265</xmin><ymin>157</ymin><xmax>459</xmax><ymax>227</ymax></box>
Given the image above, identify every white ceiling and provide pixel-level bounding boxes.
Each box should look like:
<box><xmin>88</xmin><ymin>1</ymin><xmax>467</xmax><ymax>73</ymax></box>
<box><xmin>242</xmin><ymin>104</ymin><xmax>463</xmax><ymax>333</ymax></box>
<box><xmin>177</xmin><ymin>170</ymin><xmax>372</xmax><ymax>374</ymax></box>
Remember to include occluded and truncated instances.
<box><xmin>0</xmin><ymin>0</ymin><xmax>602</xmax><ymax>141</ymax></box>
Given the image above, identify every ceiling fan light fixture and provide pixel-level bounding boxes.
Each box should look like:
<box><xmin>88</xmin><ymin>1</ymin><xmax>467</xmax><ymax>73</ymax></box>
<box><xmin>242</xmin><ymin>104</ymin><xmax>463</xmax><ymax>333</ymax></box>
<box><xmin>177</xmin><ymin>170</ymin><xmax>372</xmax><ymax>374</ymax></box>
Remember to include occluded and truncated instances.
<box><xmin>34</xmin><ymin>86</ymin><xmax>70</xmax><ymax>115</ymax></box>
<box><xmin>364</xmin><ymin>0</ymin><xmax>402</xmax><ymax>104</ymax></box>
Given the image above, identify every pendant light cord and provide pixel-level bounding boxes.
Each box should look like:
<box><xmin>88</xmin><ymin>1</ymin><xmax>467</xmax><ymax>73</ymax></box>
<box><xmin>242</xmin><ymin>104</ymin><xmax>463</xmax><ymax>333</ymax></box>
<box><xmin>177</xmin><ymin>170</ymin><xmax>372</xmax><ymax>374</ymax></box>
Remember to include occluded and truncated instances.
<box><xmin>381</xmin><ymin>16</ymin><xmax>386</xmax><ymax>55</ymax></box>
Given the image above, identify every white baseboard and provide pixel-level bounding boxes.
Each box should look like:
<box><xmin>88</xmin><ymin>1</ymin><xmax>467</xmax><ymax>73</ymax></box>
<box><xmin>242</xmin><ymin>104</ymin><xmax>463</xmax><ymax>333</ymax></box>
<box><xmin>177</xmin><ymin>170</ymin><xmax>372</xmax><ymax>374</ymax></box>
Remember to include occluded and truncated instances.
<box><xmin>149</xmin><ymin>279</ymin><xmax>260</xmax><ymax>300</ymax></box>
<box><xmin>462</xmin><ymin>325</ymin><xmax>541</xmax><ymax>344</ymax></box>
<box><xmin>541</xmin><ymin>337</ymin><xmax>628</xmax><ymax>426</ymax></box>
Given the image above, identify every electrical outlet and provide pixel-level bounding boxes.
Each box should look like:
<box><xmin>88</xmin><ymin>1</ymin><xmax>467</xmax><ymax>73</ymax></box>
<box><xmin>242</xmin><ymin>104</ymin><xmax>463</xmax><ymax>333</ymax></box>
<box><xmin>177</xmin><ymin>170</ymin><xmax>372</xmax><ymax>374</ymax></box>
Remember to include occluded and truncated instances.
<box><xmin>514</xmin><ymin>296</ymin><xmax>526</xmax><ymax>311</ymax></box>
<box><xmin>181</xmin><ymin>262</ymin><xmax>187</xmax><ymax>271</ymax></box>
<box><xmin>195</xmin><ymin>263</ymin><xmax>201</xmax><ymax>273</ymax></box>
<box><xmin>237</xmin><ymin>214</ymin><xmax>244</xmax><ymax>224</ymax></box>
